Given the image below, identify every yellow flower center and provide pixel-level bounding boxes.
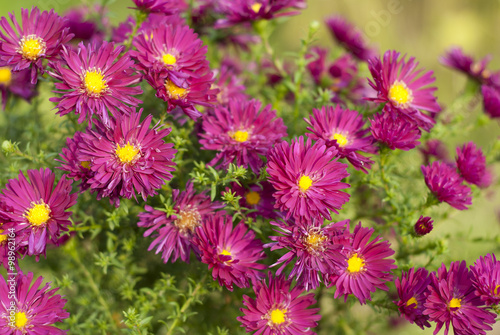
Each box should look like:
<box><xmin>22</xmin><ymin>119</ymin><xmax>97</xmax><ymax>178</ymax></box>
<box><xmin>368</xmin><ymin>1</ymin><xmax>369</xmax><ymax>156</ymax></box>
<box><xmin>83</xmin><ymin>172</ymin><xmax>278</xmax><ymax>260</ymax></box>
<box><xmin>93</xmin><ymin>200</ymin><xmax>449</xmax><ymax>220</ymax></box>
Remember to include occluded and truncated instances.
<box><xmin>298</xmin><ymin>175</ymin><xmax>313</xmax><ymax>192</ymax></box>
<box><xmin>14</xmin><ymin>312</ymin><xmax>28</xmax><ymax>329</ymax></box>
<box><xmin>220</xmin><ymin>249</ymin><xmax>232</xmax><ymax>256</ymax></box>
<box><xmin>0</xmin><ymin>67</ymin><xmax>12</xmax><ymax>86</ymax></box>
<box><xmin>449</xmin><ymin>298</ymin><xmax>461</xmax><ymax>309</ymax></box>
<box><xmin>347</xmin><ymin>253</ymin><xmax>365</xmax><ymax>273</ymax></box>
<box><xmin>303</xmin><ymin>229</ymin><xmax>327</xmax><ymax>255</ymax></box>
<box><xmin>84</xmin><ymin>70</ymin><xmax>108</xmax><ymax>95</ymax></box>
<box><xmin>269</xmin><ymin>308</ymin><xmax>287</xmax><ymax>325</ymax></box>
<box><xmin>174</xmin><ymin>209</ymin><xmax>201</xmax><ymax>235</ymax></box>
<box><xmin>0</xmin><ymin>229</ymin><xmax>7</xmax><ymax>244</ymax></box>
<box><xmin>230</xmin><ymin>130</ymin><xmax>249</xmax><ymax>142</ymax></box>
<box><xmin>251</xmin><ymin>3</ymin><xmax>263</xmax><ymax>12</ymax></box>
<box><xmin>19</xmin><ymin>35</ymin><xmax>46</xmax><ymax>61</ymax></box>
<box><xmin>406</xmin><ymin>297</ymin><xmax>418</xmax><ymax>308</ymax></box>
<box><xmin>115</xmin><ymin>142</ymin><xmax>140</xmax><ymax>164</ymax></box>
<box><xmin>494</xmin><ymin>285</ymin><xmax>500</xmax><ymax>296</ymax></box>
<box><xmin>332</xmin><ymin>133</ymin><xmax>348</xmax><ymax>147</ymax></box>
<box><xmin>162</xmin><ymin>53</ymin><xmax>177</xmax><ymax>66</ymax></box>
<box><xmin>81</xmin><ymin>161</ymin><xmax>91</xmax><ymax>169</ymax></box>
<box><xmin>25</xmin><ymin>202</ymin><xmax>51</xmax><ymax>226</ymax></box>
<box><xmin>388</xmin><ymin>80</ymin><xmax>413</xmax><ymax>107</ymax></box>
<box><xmin>245</xmin><ymin>191</ymin><xmax>261</xmax><ymax>206</ymax></box>
<box><xmin>165</xmin><ymin>79</ymin><xmax>188</xmax><ymax>99</ymax></box>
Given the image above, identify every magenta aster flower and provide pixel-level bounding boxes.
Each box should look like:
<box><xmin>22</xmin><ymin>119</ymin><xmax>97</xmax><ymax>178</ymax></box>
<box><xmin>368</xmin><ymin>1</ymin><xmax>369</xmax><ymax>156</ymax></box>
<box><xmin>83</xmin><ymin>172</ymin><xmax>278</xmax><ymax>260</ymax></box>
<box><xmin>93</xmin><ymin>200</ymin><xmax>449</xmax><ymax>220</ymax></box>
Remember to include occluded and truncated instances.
<box><xmin>57</xmin><ymin>131</ymin><xmax>94</xmax><ymax>193</ymax></box>
<box><xmin>440</xmin><ymin>47</ymin><xmax>496</xmax><ymax>85</ymax></box>
<box><xmin>394</xmin><ymin>267</ymin><xmax>432</xmax><ymax>329</ymax></box>
<box><xmin>266</xmin><ymin>219</ymin><xmax>349</xmax><ymax>291</ymax></box>
<box><xmin>481</xmin><ymin>85</ymin><xmax>500</xmax><ymax>119</ymax></box>
<box><xmin>421</xmin><ymin>161</ymin><xmax>472</xmax><ymax>210</ymax></box>
<box><xmin>77</xmin><ymin>111</ymin><xmax>176</xmax><ymax>206</ymax></box>
<box><xmin>0</xmin><ymin>168</ymin><xmax>77</xmax><ymax>257</ymax></box>
<box><xmin>419</xmin><ymin>139</ymin><xmax>450</xmax><ymax>165</ymax></box>
<box><xmin>367</xmin><ymin>50</ymin><xmax>441</xmax><ymax>131</ymax></box>
<box><xmin>130</xmin><ymin>0</ymin><xmax>188</xmax><ymax>14</ymax></box>
<box><xmin>146</xmin><ymin>70</ymin><xmax>218</xmax><ymax>120</ymax></box>
<box><xmin>267</xmin><ymin>136</ymin><xmax>350</xmax><ymax>221</ymax></box>
<box><xmin>0</xmin><ymin>272</ymin><xmax>69</xmax><ymax>334</ymax></box>
<box><xmin>370</xmin><ymin>108</ymin><xmax>422</xmax><ymax>151</ymax></box>
<box><xmin>0</xmin><ymin>210</ymin><xmax>28</xmax><ymax>271</ymax></box>
<box><xmin>213</xmin><ymin>61</ymin><xmax>248</xmax><ymax>105</ymax></box>
<box><xmin>305</xmin><ymin>105</ymin><xmax>376</xmax><ymax>173</ymax></box>
<box><xmin>0</xmin><ymin>7</ymin><xmax>73</xmax><ymax>84</ymax></box>
<box><xmin>470</xmin><ymin>254</ymin><xmax>500</xmax><ymax>306</ymax></box>
<box><xmin>327</xmin><ymin>223</ymin><xmax>396</xmax><ymax>304</ymax></box>
<box><xmin>63</xmin><ymin>5</ymin><xmax>108</xmax><ymax>46</ymax></box>
<box><xmin>325</xmin><ymin>16</ymin><xmax>376</xmax><ymax>62</ymax></box>
<box><xmin>49</xmin><ymin>41</ymin><xmax>142</xmax><ymax>125</ymax></box>
<box><xmin>200</xmin><ymin>98</ymin><xmax>287</xmax><ymax>173</ymax></box>
<box><xmin>193</xmin><ymin>212</ymin><xmax>266</xmax><ymax>291</ymax></box>
<box><xmin>231</xmin><ymin>181</ymin><xmax>278</xmax><ymax>219</ymax></box>
<box><xmin>424</xmin><ymin>261</ymin><xmax>496</xmax><ymax>335</ymax></box>
<box><xmin>0</xmin><ymin>64</ymin><xmax>37</xmax><ymax>110</ymax></box>
<box><xmin>414</xmin><ymin>216</ymin><xmax>433</xmax><ymax>237</ymax></box>
<box><xmin>456</xmin><ymin>142</ymin><xmax>486</xmax><ymax>186</ymax></box>
<box><xmin>137</xmin><ymin>182</ymin><xmax>222</xmax><ymax>263</ymax></box>
<box><xmin>237</xmin><ymin>273</ymin><xmax>321</xmax><ymax>335</ymax></box>
<box><xmin>216</xmin><ymin>0</ymin><xmax>307</xmax><ymax>28</ymax></box>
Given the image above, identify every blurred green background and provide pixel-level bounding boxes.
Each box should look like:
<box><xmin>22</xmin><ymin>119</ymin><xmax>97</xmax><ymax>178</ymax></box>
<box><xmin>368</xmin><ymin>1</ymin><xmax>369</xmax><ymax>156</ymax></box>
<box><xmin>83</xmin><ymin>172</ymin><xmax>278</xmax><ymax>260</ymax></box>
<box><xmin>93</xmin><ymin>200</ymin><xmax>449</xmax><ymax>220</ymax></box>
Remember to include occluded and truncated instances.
<box><xmin>1</xmin><ymin>1</ymin><xmax>500</xmax><ymax>334</ymax></box>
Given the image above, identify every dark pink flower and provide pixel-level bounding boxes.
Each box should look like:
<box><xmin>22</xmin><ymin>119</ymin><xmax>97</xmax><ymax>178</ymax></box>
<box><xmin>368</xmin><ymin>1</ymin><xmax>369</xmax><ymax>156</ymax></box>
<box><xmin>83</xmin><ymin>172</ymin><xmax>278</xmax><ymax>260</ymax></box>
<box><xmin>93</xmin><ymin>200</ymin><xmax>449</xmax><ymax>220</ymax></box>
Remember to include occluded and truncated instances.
<box><xmin>470</xmin><ymin>254</ymin><xmax>500</xmax><ymax>306</ymax></box>
<box><xmin>58</xmin><ymin>131</ymin><xmax>93</xmax><ymax>193</ymax></box>
<box><xmin>370</xmin><ymin>108</ymin><xmax>421</xmax><ymax>151</ymax></box>
<box><xmin>414</xmin><ymin>216</ymin><xmax>433</xmax><ymax>237</ymax></box>
<box><xmin>481</xmin><ymin>85</ymin><xmax>500</xmax><ymax>119</ymax></box>
<box><xmin>130</xmin><ymin>0</ymin><xmax>188</xmax><ymax>14</ymax></box>
<box><xmin>456</xmin><ymin>142</ymin><xmax>486</xmax><ymax>186</ymax></box>
<box><xmin>0</xmin><ymin>64</ymin><xmax>37</xmax><ymax>110</ymax></box>
<box><xmin>237</xmin><ymin>272</ymin><xmax>321</xmax><ymax>335</ymax></box>
<box><xmin>231</xmin><ymin>181</ymin><xmax>277</xmax><ymax>219</ymax></box>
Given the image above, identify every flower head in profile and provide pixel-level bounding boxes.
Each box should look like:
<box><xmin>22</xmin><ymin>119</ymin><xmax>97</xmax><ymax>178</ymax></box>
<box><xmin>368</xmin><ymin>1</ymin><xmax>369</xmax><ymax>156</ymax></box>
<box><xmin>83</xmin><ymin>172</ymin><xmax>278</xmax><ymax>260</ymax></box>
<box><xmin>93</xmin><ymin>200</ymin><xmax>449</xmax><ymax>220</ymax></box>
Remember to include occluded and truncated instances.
<box><xmin>424</xmin><ymin>261</ymin><xmax>496</xmax><ymax>335</ymax></box>
<box><xmin>325</xmin><ymin>15</ymin><xmax>376</xmax><ymax>62</ymax></box>
<box><xmin>193</xmin><ymin>212</ymin><xmax>266</xmax><ymax>291</ymax></box>
<box><xmin>200</xmin><ymin>98</ymin><xmax>287</xmax><ymax>173</ymax></box>
<box><xmin>305</xmin><ymin>105</ymin><xmax>376</xmax><ymax>173</ymax></box>
<box><xmin>237</xmin><ymin>272</ymin><xmax>321</xmax><ymax>335</ymax></box>
<box><xmin>394</xmin><ymin>267</ymin><xmax>432</xmax><ymax>329</ymax></box>
<box><xmin>328</xmin><ymin>223</ymin><xmax>396</xmax><ymax>304</ymax></box>
<box><xmin>77</xmin><ymin>110</ymin><xmax>176</xmax><ymax>206</ymax></box>
<box><xmin>49</xmin><ymin>41</ymin><xmax>142</xmax><ymax>125</ymax></box>
<box><xmin>440</xmin><ymin>47</ymin><xmax>495</xmax><ymax>85</ymax></box>
<box><xmin>421</xmin><ymin>161</ymin><xmax>472</xmax><ymax>210</ymax></box>
<box><xmin>267</xmin><ymin>136</ymin><xmax>350</xmax><ymax>221</ymax></box>
<box><xmin>370</xmin><ymin>107</ymin><xmax>422</xmax><ymax>151</ymax></box>
<box><xmin>0</xmin><ymin>168</ymin><xmax>77</xmax><ymax>257</ymax></box>
<box><xmin>0</xmin><ymin>7</ymin><xmax>73</xmax><ymax>84</ymax></box>
<box><xmin>470</xmin><ymin>254</ymin><xmax>500</xmax><ymax>306</ymax></box>
<box><xmin>130</xmin><ymin>0</ymin><xmax>188</xmax><ymax>14</ymax></box>
<box><xmin>216</xmin><ymin>0</ymin><xmax>307</xmax><ymax>28</ymax></box>
<box><xmin>0</xmin><ymin>272</ymin><xmax>69</xmax><ymax>334</ymax></box>
<box><xmin>137</xmin><ymin>182</ymin><xmax>223</xmax><ymax>263</ymax></box>
<box><xmin>367</xmin><ymin>50</ymin><xmax>441</xmax><ymax>131</ymax></box>
<box><xmin>456</xmin><ymin>142</ymin><xmax>487</xmax><ymax>186</ymax></box>
<box><xmin>231</xmin><ymin>181</ymin><xmax>277</xmax><ymax>219</ymax></box>
<box><xmin>413</xmin><ymin>216</ymin><xmax>433</xmax><ymax>237</ymax></box>
<box><xmin>266</xmin><ymin>218</ymin><xmax>349</xmax><ymax>291</ymax></box>
<box><xmin>0</xmin><ymin>64</ymin><xmax>37</xmax><ymax>110</ymax></box>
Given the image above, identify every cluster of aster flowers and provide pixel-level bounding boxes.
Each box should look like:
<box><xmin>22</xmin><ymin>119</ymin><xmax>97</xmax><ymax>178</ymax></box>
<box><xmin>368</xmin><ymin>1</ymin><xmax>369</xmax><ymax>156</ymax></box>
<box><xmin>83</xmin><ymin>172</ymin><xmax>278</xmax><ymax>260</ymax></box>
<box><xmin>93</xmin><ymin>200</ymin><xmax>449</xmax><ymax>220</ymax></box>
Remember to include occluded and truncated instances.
<box><xmin>395</xmin><ymin>256</ymin><xmax>500</xmax><ymax>335</ymax></box>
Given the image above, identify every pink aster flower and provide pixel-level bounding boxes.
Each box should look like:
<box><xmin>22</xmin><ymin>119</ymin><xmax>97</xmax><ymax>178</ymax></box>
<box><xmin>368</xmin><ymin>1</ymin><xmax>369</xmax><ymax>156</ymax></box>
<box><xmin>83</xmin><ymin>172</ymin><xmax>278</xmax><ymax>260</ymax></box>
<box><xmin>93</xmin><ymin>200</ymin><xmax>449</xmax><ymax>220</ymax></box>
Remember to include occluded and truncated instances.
<box><xmin>456</xmin><ymin>142</ymin><xmax>487</xmax><ymax>186</ymax></box>
<box><xmin>482</xmin><ymin>85</ymin><xmax>500</xmax><ymax>119</ymax></box>
<box><xmin>238</xmin><ymin>272</ymin><xmax>320</xmax><ymax>334</ymax></box>
<box><xmin>0</xmin><ymin>7</ymin><xmax>73</xmax><ymax>84</ymax></box>
<box><xmin>192</xmin><ymin>212</ymin><xmax>266</xmax><ymax>291</ymax></box>
<box><xmin>394</xmin><ymin>267</ymin><xmax>432</xmax><ymax>329</ymax></box>
<box><xmin>146</xmin><ymin>70</ymin><xmax>218</xmax><ymax>120</ymax></box>
<box><xmin>231</xmin><ymin>181</ymin><xmax>277</xmax><ymax>219</ymax></box>
<box><xmin>216</xmin><ymin>0</ymin><xmax>307</xmax><ymax>28</ymax></box>
<box><xmin>367</xmin><ymin>50</ymin><xmax>441</xmax><ymax>131</ymax></box>
<box><xmin>200</xmin><ymin>98</ymin><xmax>287</xmax><ymax>173</ymax></box>
<box><xmin>470</xmin><ymin>254</ymin><xmax>500</xmax><ymax>306</ymax></box>
<box><xmin>424</xmin><ymin>261</ymin><xmax>496</xmax><ymax>335</ymax></box>
<box><xmin>327</xmin><ymin>223</ymin><xmax>396</xmax><ymax>304</ymax></box>
<box><xmin>0</xmin><ymin>64</ymin><xmax>37</xmax><ymax>110</ymax></box>
<box><xmin>0</xmin><ymin>209</ymin><xmax>28</xmax><ymax>271</ymax></box>
<box><xmin>0</xmin><ymin>168</ymin><xmax>77</xmax><ymax>257</ymax></box>
<box><xmin>63</xmin><ymin>5</ymin><xmax>108</xmax><ymax>47</ymax></box>
<box><xmin>212</xmin><ymin>60</ymin><xmax>248</xmax><ymax>105</ymax></box>
<box><xmin>325</xmin><ymin>16</ymin><xmax>376</xmax><ymax>62</ymax></box>
<box><xmin>370</xmin><ymin>108</ymin><xmax>422</xmax><ymax>151</ymax></box>
<box><xmin>137</xmin><ymin>182</ymin><xmax>222</xmax><ymax>263</ymax></box>
<box><xmin>0</xmin><ymin>272</ymin><xmax>69</xmax><ymax>334</ymax></box>
<box><xmin>305</xmin><ymin>105</ymin><xmax>376</xmax><ymax>173</ymax></box>
<box><xmin>266</xmin><ymin>218</ymin><xmax>349</xmax><ymax>291</ymax></box>
<box><xmin>77</xmin><ymin>111</ymin><xmax>176</xmax><ymax>206</ymax></box>
<box><xmin>267</xmin><ymin>136</ymin><xmax>350</xmax><ymax>221</ymax></box>
<box><xmin>440</xmin><ymin>47</ymin><xmax>496</xmax><ymax>86</ymax></box>
<box><xmin>130</xmin><ymin>0</ymin><xmax>188</xmax><ymax>14</ymax></box>
<box><xmin>421</xmin><ymin>161</ymin><xmax>472</xmax><ymax>210</ymax></box>
<box><xmin>49</xmin><ymin>41</ymin><xmax>142</xmax><ymax>125</ymax></box>
<box><xmin>413</xmin><ymin>216</ymin><xmax>433</xmax><ymax>237</ymax></box>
